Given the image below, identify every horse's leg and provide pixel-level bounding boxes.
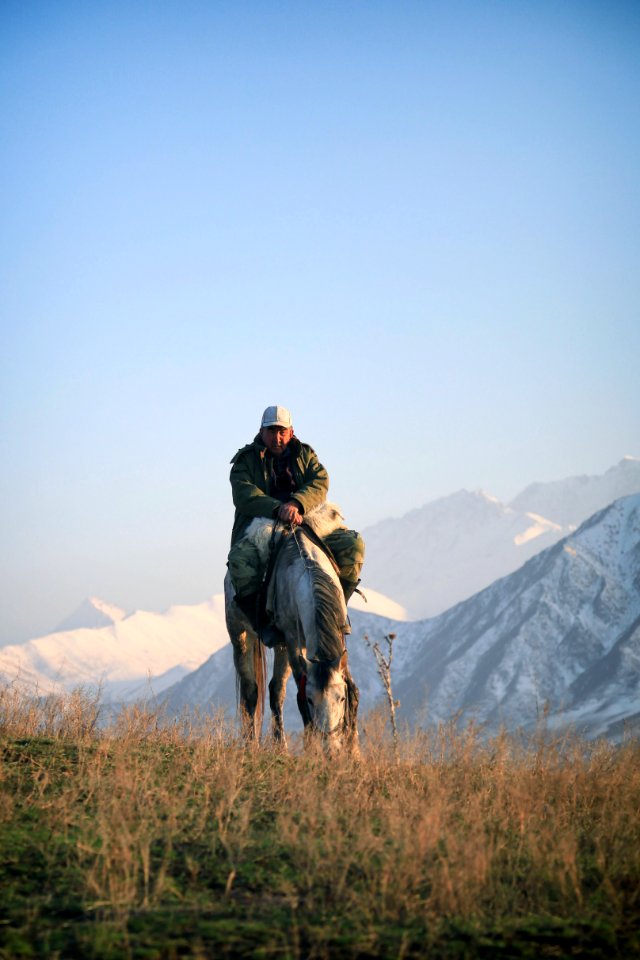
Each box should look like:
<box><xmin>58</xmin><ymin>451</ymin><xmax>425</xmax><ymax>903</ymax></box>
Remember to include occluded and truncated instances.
<box><xmin>231</xmin><ymin>629</ymin><xmax>261</xmax><ymax>742</ymax></box>
<box><xmin>269</xmin><ymin>643</ymin><xmax>291</xmax><ymax>745</ymax></box>
<box><xmin>226</xmin><ymin>568</ymin><xmax>266</xmax><ymax>743</ymax></box>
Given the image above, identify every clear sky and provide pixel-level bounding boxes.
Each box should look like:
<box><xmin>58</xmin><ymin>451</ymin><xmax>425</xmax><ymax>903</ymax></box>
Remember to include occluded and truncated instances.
<box><xmin>1</xmin><ymin>0</ymin><xmax>639</xmax><ymax>644</ymax></box>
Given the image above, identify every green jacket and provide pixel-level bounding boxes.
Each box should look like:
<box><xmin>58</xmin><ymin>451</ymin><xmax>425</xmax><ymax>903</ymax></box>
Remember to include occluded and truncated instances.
<box><xmin>229</xmin><ymin>435</ymin><xmax>329</xmax><ymax>545</ymax></box>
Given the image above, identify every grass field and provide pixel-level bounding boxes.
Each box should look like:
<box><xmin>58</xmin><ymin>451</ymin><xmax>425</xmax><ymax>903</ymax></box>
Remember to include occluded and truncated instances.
<box><xmin>1</xmin><ymin>685</ymin><xmax>639</xmax><ymax>959</ymax></box>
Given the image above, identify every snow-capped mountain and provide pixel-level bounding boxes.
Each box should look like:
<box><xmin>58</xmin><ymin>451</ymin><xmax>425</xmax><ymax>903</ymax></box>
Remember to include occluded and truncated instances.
<box><xmin>162</xmin><ymin>495</ymin><xmax>640</xmax><ymax>742</ymax></box>
<box><xmin>509</xmin><ymin>455</ymin><xmax>640</xmax><ymax>528</ymax></box>
<box><xmin>391</xmin><ymin>493</ymin><xmax>640</xmax><ymax>740</ymax></box>
<box><xmin>54</xmin><ymin>596</ymin><xmax>128</xmax><ymax>632</ymax></box>
<box><xmin>361</xmin><ymin>489</ymin><xmax>569</xmax><ymax>619</ymax></box>
<box><xmin>0</xmin><ymin>598</ymin><xmax>230</xmax><ymax>700</ymax></box>
<box><xmin>361</xmin><ymin>457</ymin><xmax>640</xmax><ymax>619</ymax></box>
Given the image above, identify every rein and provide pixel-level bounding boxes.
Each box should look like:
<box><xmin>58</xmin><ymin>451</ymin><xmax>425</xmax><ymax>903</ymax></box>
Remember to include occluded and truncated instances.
<box><xmin>295</xmin><ymin>522</ymin><xmax>342</xmax><ymax>577</ymax></box>
<box><xmin>262</xmin><ymin>520</ymin><xmax>287</xmax><ymax>586</ymax></box>
<box><xmin>256</xmin><ymin>521</ymin><xmax>287</xmax><ymax>642</ymax></box>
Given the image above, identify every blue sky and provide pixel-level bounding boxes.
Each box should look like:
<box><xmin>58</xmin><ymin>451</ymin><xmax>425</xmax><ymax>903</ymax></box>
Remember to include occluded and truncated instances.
<box><xmin>1</xmin><ymin>0</ymin><xmax>639</xmax><ymax>643</ymax></box>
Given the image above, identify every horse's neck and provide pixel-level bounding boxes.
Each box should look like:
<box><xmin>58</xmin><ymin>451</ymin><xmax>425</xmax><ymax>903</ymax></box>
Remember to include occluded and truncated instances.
<box><xmin>274</xmin><ymin>538</ymin><xmax>333</xmax><ymax>658</ymax></box>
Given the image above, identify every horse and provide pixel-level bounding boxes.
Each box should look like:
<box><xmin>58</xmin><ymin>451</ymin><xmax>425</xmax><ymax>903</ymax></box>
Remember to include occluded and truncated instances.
<box><xmin>224</xmin><ymin>503</ymin><xmax>359</xmax><ymax>750</ymax></box>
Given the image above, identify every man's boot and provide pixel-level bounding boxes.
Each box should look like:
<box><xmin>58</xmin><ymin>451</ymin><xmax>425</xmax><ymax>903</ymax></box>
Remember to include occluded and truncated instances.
<box><xmin>341</xmin><ymin>579</ymin><xmax>361</xmax><ymax>605</ymax></box>
<box><xmin>234</xmin><ymin>592</ymin><xmax>285</xmax><ymax>648</ymax></box>
<box><xmin>234</xmin><ymin>592</ymin><xmax>260</xmax><ymax>631</ymax></box>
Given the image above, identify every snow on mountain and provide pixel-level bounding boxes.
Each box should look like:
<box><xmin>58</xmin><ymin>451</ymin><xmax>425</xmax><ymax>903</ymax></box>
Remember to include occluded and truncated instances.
<box><xmin>509</xmin><ymin>456</ymin><xmax>640</xmax><ymax>528</ymax></box>
<box><xmin>392</xmin><ymin>494</ymin><xmax>640</xmax><ymax>740</ymax></box>
<box><xmin>0</xmin><ymin>597</ymin><xmax>229</xmax><ymax>701</ymax></box>
<box><xmin>348</xmin><ymin>588</ymin><xmax>409</xmax><ymax>621</ymax></box>
<box><xmin>54</xmin><ymin>596</ymin><xmax>128</xmax><ymax>632</ymax></box>
<box><xmin>360</xmin><ymin>458</ymin><xmax>640</xmax><ymax>620</ymax></box>
<box><xmin>360</xmin><ymin>489</ymin><xmax>569</xmax><ymax>619</ymax></box>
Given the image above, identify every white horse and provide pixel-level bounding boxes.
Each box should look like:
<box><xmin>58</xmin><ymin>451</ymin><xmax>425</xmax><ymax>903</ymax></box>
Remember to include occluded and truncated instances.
<box><xmin>224</xmin><ymin>503</ymin><xmax>359</xmax><ymax>750</ymax></box>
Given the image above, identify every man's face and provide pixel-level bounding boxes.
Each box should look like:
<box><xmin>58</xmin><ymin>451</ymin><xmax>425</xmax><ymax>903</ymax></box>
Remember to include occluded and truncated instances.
<box><xmin>260</xmin><ymin>425</ymin><xmax>293</xmax><ymax>457</ymax></box>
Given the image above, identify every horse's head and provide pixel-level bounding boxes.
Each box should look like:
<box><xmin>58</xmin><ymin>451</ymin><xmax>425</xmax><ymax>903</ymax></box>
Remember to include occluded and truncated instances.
<box><xmin>298</xmin><ymin>650</ymin><xmax>350</xmax><ymax>747</ymax></box>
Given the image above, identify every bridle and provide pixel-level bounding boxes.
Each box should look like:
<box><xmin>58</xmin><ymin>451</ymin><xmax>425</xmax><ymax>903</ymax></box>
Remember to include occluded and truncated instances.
<box><xmin>295</xmin><ymin>649</ymin><xmax>353</xmax><ymax>738</ymax></box>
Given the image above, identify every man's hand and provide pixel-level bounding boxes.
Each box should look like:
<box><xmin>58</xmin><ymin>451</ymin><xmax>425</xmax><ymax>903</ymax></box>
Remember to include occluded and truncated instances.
<box><xmin>278</xmin><ymin>501</ymin><xmax>303</xmax><ymax>525</ymax></box>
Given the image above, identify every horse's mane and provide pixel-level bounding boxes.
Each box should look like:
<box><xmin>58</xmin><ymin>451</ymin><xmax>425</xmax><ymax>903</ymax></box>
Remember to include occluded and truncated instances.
<box><xmin>282</xmin><ymin>534</ymin><xmax>346</xmax><ymax>688</ymax></box>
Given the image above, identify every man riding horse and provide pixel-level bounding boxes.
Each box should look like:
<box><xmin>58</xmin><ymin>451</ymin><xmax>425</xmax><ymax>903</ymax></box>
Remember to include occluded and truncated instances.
<box><xmin>228</xmin><ymin>405</ymin><xmax>365</xmax><ymax>646</ymax></box>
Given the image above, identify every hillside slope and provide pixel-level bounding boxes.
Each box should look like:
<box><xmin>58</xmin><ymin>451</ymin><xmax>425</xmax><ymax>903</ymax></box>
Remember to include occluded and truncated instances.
<box><xmin>393</xmin><ymin>494</ymin><xmax>640</xmax><ymax>739</ymax></box>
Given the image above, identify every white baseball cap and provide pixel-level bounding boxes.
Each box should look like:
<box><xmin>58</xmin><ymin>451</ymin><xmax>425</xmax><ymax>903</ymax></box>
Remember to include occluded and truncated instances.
<box><xmin>260</xmin><ymin>405</ymin><xmax>293</xmax><ymax>429</ymax></box>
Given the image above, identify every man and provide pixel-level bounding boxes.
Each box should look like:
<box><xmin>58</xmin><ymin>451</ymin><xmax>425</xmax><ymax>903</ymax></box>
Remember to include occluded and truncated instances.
<box><xmin>228</xmin><ymin>405</ymin><xmax>365</xmax><ymax>638</ymax></box>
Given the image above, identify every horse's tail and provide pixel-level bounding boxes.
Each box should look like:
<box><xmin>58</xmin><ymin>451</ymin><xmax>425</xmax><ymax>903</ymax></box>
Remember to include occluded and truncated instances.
<box><xmin>253</xmin><ymin>634</ymin><xmax>267</xmax><ymax>736</ymax></box>
<box><xmin>232</xmin><ymin>631</ymin><xmax>267</xmax><ymax>741</ymax></box>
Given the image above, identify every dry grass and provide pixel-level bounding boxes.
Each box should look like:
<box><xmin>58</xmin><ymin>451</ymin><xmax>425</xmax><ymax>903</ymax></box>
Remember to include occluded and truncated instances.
<box><xmin>1</xmin><ymin>683</ymin><xmax>639</xmax><ymax>958</ymax></box>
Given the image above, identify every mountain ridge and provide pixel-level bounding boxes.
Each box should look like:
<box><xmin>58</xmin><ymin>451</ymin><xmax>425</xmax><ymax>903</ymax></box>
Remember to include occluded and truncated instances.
<box><xmin>360</xmin><ymin>457</ymin><xmax>640</xmax><ymax>619</ymax></box>
<box><xmin>508</xmin><ymin>456</ymin><xmax>640</xmax><ymax>527</ymax></box>
<box><xmin>54</xmin><ymin>596</ymin><xmax>129</xmax><ymax>632</ymax></box>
